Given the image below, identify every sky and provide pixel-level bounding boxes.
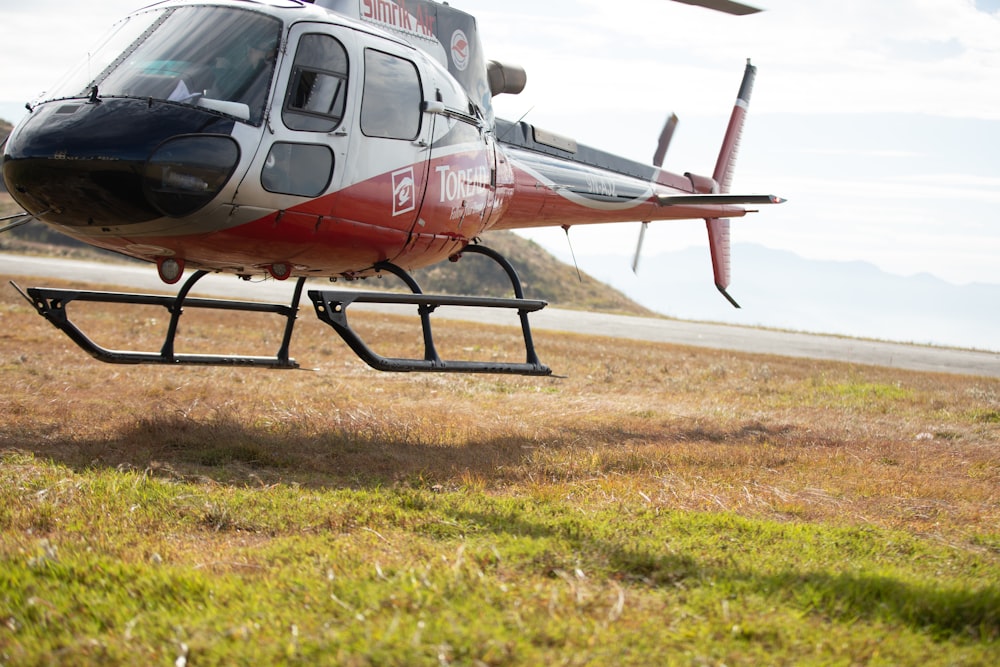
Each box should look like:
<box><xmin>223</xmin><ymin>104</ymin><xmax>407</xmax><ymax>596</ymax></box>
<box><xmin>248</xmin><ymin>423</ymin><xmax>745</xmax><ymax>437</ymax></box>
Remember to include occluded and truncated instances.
<box><xmin>474</xmin><ymin>0</ymin><xmax>1000</xmax><ymax>287</ymax></box>
<box><xmin>2</xmin><ymin>0</ymin><xmax>999</xmax><ymax>290</ymax></box>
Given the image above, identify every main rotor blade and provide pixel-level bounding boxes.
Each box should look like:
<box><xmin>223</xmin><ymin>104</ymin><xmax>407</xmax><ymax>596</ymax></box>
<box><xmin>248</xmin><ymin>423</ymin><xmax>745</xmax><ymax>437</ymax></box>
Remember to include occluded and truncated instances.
<box><xmin>671</xmin><ymin>0</ymin><xmax>762</xmax><ymax>15</ymax></box>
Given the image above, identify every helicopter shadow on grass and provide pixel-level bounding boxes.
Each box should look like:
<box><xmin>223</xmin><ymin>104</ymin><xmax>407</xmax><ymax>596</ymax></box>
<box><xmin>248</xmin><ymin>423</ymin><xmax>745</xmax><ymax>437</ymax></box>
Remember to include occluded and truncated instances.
<box><xmin>19</xmin><ymin>410</ymin><xmax>836</xmax><ymax>487</ymax></box>
<box><xmin>8</xmin><ymin>405</ymin><xmax>840</xmax><ymax>489</ymax></box>
<box><xmin>5</xmin><ymin>406</ymin><xmax>568</xmax><ymax>488</ymax></box>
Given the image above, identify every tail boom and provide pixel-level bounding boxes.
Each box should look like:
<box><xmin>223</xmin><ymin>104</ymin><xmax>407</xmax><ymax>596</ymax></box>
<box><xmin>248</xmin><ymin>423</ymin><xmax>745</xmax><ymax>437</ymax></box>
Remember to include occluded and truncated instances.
<box><xmin>488</xmin><ymin>60</ymin><xmax>780</xmax><ymax>303</ymax></box>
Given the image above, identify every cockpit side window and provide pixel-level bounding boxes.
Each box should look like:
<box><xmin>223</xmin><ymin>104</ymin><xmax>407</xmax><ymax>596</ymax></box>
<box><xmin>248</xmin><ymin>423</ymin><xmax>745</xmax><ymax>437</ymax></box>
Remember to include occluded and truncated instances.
<box><xmin>361</xmin><ymin>50</ymin><xmax>422</xmax><ymax>141</ymax></box>
<box><xmin>282</xmin><ymin>34</ymin><xmax>350</xmax><ymax>133</ymax></box>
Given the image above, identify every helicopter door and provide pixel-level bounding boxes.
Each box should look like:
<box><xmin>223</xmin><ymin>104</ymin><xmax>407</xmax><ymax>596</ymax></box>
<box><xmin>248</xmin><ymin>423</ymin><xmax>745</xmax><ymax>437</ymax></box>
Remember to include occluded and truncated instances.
<box><xmin>352</xmin><ymin>40</ymin><xmax>433</xmax><ymax>258</ymax></box>
<box><xmin>237</xmin><ymin>23</ymin><xmax>355</xmax><ymax>208</ymax></box>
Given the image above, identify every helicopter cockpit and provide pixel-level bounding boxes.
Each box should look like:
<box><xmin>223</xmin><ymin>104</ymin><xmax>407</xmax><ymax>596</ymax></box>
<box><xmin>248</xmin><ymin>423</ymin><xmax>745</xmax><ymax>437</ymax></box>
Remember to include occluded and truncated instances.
<box><xmin>39</xmin><ymin>5</ymin><xmax>282</xmax><ymax>126</ymax></box>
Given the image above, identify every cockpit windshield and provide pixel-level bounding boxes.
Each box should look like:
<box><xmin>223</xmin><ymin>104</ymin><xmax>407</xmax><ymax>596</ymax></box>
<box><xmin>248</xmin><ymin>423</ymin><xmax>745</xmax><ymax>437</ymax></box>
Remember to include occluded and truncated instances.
<box><xmin>41</xmin><ymin>6</ymin><xmax>282</xmax><ymax>126</ymax></box>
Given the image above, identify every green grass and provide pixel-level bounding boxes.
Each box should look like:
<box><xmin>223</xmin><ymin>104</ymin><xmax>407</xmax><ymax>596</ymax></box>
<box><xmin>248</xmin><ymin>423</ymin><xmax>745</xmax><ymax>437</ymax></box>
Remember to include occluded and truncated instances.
<box><xmin>1</xmin><ymin>452</ymin><xmax>997</xmax><ymax>666</ymax></box>
<box><xmin>1</xmin><ymin>271</ymin><xmax>999</xmax><ymax>665</ymax></box>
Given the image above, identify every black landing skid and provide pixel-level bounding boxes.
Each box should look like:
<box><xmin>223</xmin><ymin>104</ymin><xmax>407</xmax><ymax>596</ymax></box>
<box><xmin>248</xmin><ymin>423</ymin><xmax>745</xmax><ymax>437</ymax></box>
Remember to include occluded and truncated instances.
<box><xmin>14</xmin><ymin>271</ymin><xmax>304</xmax><ymax>369</ymax></box>
<box><xmin>310</xmin><ymin>245</ymin><xmax>550</xmax><ymax>375</ymax></box>
<box><xmin>13</xmin><ymin>244</ymin><xmax>552</xmax><ymax>376</ymax></box>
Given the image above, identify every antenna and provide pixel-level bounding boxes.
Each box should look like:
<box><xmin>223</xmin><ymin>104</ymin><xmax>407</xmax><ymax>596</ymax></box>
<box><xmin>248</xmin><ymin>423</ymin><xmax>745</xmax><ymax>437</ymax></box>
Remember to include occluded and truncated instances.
<box><xmin>561</xmin><ymin>225</ymin><xmax>583</xmax><ymax>282</ymax></box>
<box><xmin>497</xmin><ymin>106</ymin><xmax>534</xmax><ymax>143</ymax></box>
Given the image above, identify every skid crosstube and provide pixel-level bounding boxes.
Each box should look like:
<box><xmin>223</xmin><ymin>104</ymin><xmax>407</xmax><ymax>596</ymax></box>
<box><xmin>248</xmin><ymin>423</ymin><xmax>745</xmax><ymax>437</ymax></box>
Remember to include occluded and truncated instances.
<box><xmin>15</xmin><ymin>271</ymin><xmax>305</xmax><ymax>369</ymax></box>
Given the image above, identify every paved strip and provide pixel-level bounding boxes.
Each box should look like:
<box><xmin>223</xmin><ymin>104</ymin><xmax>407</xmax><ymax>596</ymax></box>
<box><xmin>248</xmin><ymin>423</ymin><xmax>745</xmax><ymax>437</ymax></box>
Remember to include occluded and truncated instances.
<box><xmin>3</xmin><ymin>252</ymin><xmax>998</xmax><ymax>378</ymax></box>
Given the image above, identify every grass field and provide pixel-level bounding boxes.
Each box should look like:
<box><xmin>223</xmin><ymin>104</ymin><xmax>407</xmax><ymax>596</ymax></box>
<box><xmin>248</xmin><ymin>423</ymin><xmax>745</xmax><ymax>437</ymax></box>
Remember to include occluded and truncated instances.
<box><xmin>1</xmin><ymin>270</ymin><xmax>998</xmax><ymax>665</ymax></box>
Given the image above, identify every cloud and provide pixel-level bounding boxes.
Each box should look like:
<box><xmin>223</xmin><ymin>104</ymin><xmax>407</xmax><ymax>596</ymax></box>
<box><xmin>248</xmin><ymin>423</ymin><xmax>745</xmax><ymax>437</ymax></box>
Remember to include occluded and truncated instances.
<box><xmin>2</xmin><ymin>0</ymin><xmax>996</xmax><ymax>287</ymax></box>
<box><xmin>1</xmin><ymin>1</ymin><xmax>144</xmax><ymax>103</ymax></box>
<box><xmin>480</xmin><ymin>0</ymin><xmax>1000</xmax><ymax>119</ymax></box>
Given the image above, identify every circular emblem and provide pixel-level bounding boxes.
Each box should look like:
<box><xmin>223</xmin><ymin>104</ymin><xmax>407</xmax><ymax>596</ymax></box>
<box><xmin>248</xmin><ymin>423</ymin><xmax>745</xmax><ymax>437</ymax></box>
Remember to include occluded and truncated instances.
<box><xmin>450</xmin><ymin>29</ymin><xmax>469</xmax><ymax>71</ymax></box>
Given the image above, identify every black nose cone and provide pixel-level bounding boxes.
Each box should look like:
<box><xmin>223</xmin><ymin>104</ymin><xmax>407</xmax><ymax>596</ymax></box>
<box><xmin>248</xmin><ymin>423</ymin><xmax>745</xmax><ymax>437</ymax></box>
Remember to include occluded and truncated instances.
<box><xmin>2</xmin><ymin>99</ymin><xmax>236</xmax><ymax>227</ymax></box>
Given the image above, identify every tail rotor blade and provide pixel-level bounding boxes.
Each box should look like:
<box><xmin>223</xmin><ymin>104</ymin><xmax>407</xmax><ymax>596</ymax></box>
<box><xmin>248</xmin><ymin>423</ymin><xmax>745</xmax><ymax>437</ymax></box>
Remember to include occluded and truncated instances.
<box><xmin>633</xmin><ymin>113</ymin><xmax>678</xmax><ymax>274</ymax></box>
<box><xmin>652</xmin><ymin>113</ymin><xmax>678</xmax><ymax>169</ymax></box>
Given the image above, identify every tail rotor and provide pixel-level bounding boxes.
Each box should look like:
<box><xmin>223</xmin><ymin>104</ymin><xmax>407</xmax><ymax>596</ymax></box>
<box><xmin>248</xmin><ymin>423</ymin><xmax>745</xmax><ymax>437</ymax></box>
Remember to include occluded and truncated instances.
<box><xmin>632</xmin><ymin>113</ymin><xmax>679</xmax><ymax>273</ymax></box>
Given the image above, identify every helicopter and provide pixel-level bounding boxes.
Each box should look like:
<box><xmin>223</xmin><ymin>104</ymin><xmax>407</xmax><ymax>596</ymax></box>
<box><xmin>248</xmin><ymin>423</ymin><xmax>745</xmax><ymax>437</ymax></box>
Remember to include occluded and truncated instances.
<box><xmin>1</xmin><ymin>0</ymin><xmax>781</xmax><ymax>376</ymax></box>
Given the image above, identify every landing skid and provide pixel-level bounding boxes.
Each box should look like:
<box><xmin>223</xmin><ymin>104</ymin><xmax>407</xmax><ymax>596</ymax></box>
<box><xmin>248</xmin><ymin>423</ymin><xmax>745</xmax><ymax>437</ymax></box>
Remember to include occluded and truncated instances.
<box><xmin>310</xmin><ymin>245</ymin><xmax>550</xmax><ymax>375</ymax></box>
<box><xmin>13</xmin><ymin>271</ymin><xmax>304</xmax><ymax>369</ymax></box>
<box><xmin>12</xmin><ymin>244</ymin><xmax>552</xmax><ymax>376</ymax></box>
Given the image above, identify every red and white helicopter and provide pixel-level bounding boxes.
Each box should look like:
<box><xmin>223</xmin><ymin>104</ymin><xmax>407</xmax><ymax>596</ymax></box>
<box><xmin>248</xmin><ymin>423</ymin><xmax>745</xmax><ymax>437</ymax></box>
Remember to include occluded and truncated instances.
<box><xmin>2</xmin><ymin>0</ymin><xmax>780</xmax><ymax>375</ymax></box>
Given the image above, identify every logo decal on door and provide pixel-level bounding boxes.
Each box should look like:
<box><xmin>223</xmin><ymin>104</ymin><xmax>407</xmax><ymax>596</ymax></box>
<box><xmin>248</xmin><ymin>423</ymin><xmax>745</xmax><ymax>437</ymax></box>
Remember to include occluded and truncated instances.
<box><xmin>392</xmin><ymin>167</ymin><xmax>416</xmax><ymax>216</ymax></box>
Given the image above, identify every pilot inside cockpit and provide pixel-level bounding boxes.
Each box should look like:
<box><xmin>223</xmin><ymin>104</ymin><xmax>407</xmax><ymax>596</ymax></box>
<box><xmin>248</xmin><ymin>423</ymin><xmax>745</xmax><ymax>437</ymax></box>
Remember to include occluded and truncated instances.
<box><xmin>43</xmin><ymin>5</ymin><xmax>282</xmax><ymax>126</ymax></box>
<box><xmin>238</xmin><ymin>37</ymin><xmax>280</xmax><ymax>114</ymax></box>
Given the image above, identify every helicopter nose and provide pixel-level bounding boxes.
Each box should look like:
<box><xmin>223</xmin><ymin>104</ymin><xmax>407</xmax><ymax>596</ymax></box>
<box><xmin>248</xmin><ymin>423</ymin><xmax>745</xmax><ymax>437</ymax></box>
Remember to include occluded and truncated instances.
<box><xmin>2</xmin><ymin>99</ymin><xmax>240</xmax><ymax>227</ymax></box>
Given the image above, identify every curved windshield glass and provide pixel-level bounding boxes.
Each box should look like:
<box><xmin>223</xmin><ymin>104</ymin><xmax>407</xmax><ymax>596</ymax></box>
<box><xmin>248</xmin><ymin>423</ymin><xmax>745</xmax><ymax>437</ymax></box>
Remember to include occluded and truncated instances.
<box><xmin>42</xmin><ymin>8</ymin><xmax>166</xmax><ymax>104</ymax></box>
<box><xmin>43</xmin><ymin>6</ymin><xmax>281</xmax><ymax>126</ymax></box>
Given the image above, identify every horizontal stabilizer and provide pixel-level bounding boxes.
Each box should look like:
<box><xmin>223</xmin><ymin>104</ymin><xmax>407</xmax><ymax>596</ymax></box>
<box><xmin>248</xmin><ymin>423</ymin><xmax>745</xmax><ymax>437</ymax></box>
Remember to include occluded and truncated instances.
<box><xmin>657</xmin><ymin>193</ymin><xmax>785</xmax><ymax>207</ymax></box>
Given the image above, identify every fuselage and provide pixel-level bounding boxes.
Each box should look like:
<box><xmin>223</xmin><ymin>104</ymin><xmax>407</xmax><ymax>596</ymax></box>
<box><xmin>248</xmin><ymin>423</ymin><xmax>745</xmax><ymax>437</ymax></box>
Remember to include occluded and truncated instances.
<box><xmin>2</xmin><ymin>0</ymin><xmax>747</xmax><ymax>282</ymax></box>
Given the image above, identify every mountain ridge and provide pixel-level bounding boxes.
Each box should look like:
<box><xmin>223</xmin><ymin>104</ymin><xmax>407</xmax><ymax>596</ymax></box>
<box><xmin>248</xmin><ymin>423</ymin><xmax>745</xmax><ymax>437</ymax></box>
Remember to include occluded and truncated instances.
<box><xmin>572</xmin><ymin>242</ymin><xmax>1000</xmax><ymax>352</ymax></box>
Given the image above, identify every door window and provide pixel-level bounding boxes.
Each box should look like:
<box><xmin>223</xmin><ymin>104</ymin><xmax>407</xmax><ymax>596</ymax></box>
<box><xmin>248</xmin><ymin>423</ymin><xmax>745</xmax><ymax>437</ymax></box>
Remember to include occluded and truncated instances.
<box><xmin>282</xmin><ymin>33</ymin><xmax>349</xmax><ymax>132</ymax></box>
<box><xmin>361</xmin><ymin>50</ymin><xmax>421</xmax><ymax>140</ymax></box>
<box><xmin>260</xmin><ymin>142</ymin><xmax>333</xmax><ymax>197</ymax></box>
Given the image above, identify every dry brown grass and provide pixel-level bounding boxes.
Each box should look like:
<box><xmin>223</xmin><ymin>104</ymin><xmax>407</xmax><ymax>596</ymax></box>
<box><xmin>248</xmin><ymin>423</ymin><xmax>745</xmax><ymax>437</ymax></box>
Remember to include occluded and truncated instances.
<box><xmin>2</xmin><ymin>270</ymin><xmax>998</xmax><ymax>546</ymax></box>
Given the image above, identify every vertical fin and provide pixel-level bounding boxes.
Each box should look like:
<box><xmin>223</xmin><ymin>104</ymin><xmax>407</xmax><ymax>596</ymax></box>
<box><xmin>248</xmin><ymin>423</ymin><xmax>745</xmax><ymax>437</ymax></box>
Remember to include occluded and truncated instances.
<box><xmin>713</xmin><ymin>59</ymin><xmax>756</xmax><ymax>194</ymax></box>
<box><xmin>706</xmin><ymin>59</ymin><xmax>756</xmax><ymax>308</ymax></box>
<box><xmin>706</xmin><ymin>219</ymin><xmax>739</xmax><ymax>307</ymax></box>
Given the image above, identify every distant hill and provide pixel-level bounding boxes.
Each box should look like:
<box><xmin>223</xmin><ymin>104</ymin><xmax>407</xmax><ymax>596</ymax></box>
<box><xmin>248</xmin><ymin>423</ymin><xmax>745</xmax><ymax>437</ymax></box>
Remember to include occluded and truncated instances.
<box><xmin>407</xmin><ymin>231</ymin><xmax>655</xmax><ymax>316</ymax></box>
<box><xmin>573</xmin><ymin>243</ymin><xmax>1000</xmax><ymax>351</ymax></box>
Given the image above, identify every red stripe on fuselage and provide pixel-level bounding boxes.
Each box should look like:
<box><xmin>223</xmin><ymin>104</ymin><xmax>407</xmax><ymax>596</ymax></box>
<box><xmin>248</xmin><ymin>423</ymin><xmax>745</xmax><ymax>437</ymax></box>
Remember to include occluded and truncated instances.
<box><xmin>492</xmin><ymin>151</ymin><xmax>747</xmax><ymax>230</ymax></box>
<box><xmin>103</xmin><ymin>147</ymin><xmax>501</xmax><ymax>276</ymax></box>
